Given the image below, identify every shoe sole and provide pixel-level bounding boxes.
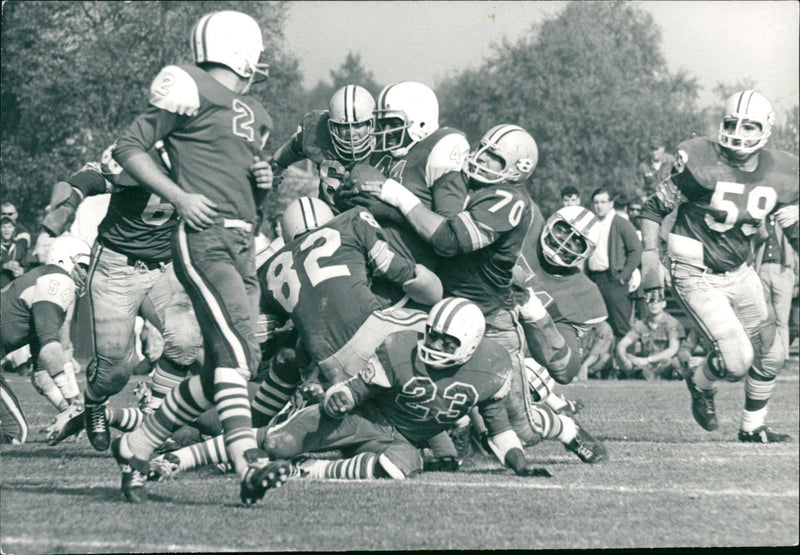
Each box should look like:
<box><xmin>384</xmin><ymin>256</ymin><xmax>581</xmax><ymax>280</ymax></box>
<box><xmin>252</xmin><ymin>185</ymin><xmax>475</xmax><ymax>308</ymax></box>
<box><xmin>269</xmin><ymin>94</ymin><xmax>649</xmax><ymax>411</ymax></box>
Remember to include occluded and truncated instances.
<box><xmin>241</xmin><ymin>460</ymin><xmax>290</xmax><ymax>505</ymax></box>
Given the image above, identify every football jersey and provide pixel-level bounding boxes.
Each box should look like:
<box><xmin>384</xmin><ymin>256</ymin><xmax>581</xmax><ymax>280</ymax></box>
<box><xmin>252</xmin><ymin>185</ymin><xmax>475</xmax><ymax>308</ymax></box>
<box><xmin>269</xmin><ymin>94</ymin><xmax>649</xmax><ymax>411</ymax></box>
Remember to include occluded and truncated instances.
<box><xmin>1</xmin><ymin>265</ymin><xmax>74</xmax><ymax>356</ymax></box>
<box><xmin>641</xmin><ymin>137</ymin><xmax>799</xmax><ymax>272</ymax></box>
<box><xmin>627</xmin><ymin>313</ymin><xmax>684</xmax><ymax>356</ymax></box>
<box><xmin>258</xmin><ymin>208</ymin><xmax>417</xmax><ymax>362</ymax></box>
<box><xmin>431</xmin><ymin>175</ymin><xmax>533</xmax><ymax>315</ymax></box>
<box><xmin>66</xmin><ymin>147</ymin><xmax>176</xmax><ymax>262</ymax></box>
<box><xmin>514</xmin><ymin>202</ymin><xmax>608</xmax><ymax>327</ymax></box>
<box><xmin>115</xmin><ymin>64</ymin><xmax>273</xmax><ymax>222</ymax></box>
<box><xmin>341</xmin><ymin>128</ymin><xmax>469</xmax><ymax>269</ymax></box>
<box><xmin>360</xmin><ymin>330</ymin><xmax>512</xmax><ymax>445</ymax></box>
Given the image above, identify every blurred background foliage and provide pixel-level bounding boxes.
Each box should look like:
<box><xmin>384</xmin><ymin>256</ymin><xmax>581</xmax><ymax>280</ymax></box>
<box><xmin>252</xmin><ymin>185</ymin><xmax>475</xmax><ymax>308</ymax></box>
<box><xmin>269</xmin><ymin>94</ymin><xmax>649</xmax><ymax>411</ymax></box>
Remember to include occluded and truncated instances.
<box><xmin>2</xmin><ymin>1</ymin><xmax>797</xmax><ymax>231</ymax></box>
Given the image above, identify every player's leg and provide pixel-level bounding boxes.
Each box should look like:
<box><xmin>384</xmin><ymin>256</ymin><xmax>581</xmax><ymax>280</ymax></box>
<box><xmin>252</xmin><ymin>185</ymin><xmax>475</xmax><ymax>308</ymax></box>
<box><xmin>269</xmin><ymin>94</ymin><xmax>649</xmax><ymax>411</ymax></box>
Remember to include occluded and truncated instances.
<box><xmin>733</xmin><ymin>266</ymin><xmax>790</xmax><ymax>442</ymax></box>
<box><xmin>0</xmin><ymin>374</ymin><xmax>28</xmax><ymax>444</ymax></box>
<box><xmin>83</xmin><ymin>246</ymin><xmax>160</xmax><ymax>450</ymax></box>
<box><xmin>669</xmin><ymin>263</ymin><xmax>755</xmax><ymax>431</ymax></box>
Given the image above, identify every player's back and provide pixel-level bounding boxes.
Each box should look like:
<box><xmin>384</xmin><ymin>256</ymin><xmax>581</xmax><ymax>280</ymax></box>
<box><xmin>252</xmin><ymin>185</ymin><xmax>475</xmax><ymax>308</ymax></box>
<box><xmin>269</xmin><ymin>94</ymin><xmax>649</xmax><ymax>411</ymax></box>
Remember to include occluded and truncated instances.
<box><xmin>259</xmin><ymin>208</ymin><xmax>416</xmax><ymax>362</ymax></box>
<box><xmin>1</xmin><ymin>265</ymin><xmax>73</xmax><ymax>352</ymax></box>
<box><xmin>367</xmin><ymin>330</ymin><xmax>511</xmax><ymax>445</ymax></box>
<box><xmin>669</xmin><ymin>137</ymin><xmax>798</xmax><ymax>272</ymax></box>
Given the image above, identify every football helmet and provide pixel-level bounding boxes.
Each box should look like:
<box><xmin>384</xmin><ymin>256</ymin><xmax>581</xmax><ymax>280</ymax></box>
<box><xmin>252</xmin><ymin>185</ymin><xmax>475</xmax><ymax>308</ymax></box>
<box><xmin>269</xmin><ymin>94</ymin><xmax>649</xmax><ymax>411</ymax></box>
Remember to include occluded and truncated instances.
<box><xmin>418</xmin><ymin>298</ymin><xmax>485</xmax><ymax>369</ymax></box>
<box><xmin>46</xmin><ymin>235</ymin><xmax>91</xmax><ymax>274</ymax></box>
<box><xmin>373</xmin><ymin>82</ymin><xmax>439</xmax><ymax>155</ymax></box>
<box><xmin>280</xmin><ymin>197</ymin><xmax>334</xmax><ymax>242</ymax></box>
<box><xmin>718</xmin><ymin>90</ymin><xmax>775</xmax><ymax>156</ymax></box>
<box><xmin>191</xmin><ymin>11</ymin><xmax>269</xmax><ymax>89</ymax></box>
<box><xmin>540</xmin><ymin>206</ymin><xmax>600</xmax><ymax>268</ymax></box>
<box><xmin>464</xmin><ymin>125</ymin><xmax>538</xmax><ymax>185</ymax></box>
<box><xmin>328</xmin><ymin>85</ymin><xmax>376</xmax><ymax>162</ymax></box>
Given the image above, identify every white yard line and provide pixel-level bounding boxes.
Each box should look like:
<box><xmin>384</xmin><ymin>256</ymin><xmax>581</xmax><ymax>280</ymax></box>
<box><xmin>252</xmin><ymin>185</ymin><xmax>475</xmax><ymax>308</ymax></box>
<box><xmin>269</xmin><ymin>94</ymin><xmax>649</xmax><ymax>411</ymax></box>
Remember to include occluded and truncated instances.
<box><xmin>0</xmin><ymin>535</ymin><xmax>236</xmax><ymax>553</ymax></box>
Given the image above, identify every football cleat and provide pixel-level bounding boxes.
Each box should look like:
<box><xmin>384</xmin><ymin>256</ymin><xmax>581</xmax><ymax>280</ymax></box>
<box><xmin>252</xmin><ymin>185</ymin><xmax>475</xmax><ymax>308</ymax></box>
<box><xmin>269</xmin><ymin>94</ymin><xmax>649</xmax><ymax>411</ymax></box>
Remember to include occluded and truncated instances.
<box><xmin>133</xmin><ymin>381</ymin><xmax>157</xmax><ymax>414</ymax></box>
<box><xmin>555</xmin><ymin>397</ymin><xmax>584</xmax><ymax>416</ymax></box>
<box><xmin>111</xmin><ymin>437</ymin><xmax>149</xmax><ymax>503</ymax></box>
<box><xmin>738</xmin><ymin>426</ymin><xmax>792</xmax><ymax>444</ymax></box>
<box><xmin>84</xmin><ymin>401</ymin><xmax>110</xmax><ymax>451</ymax></box>
<box><xmin>685</xmin><ymin>376</ymin><xmax>718</xmax><ymax>431</ymax></box>
<box><xmin>45</xmin><ymin>404</ymin><xmax>85</xmax><ymax>446</ymax></box>
<box><xmin>239</xmin><ymin>449</ymin><xmax>290</xmax><ymax>505</ymax></box>
<box><xmin>287</xmin><ymin>455</ymin><xmax>312</xmax><ymax>480</ymax></box>
<box><xmin>423</xmin><ymin>456</ymin><xmax>461</xmax><ymax>472</ymax></box>
<box><xmin>564</xmin><ymin>421</ymin><xmax>608</xmax><ymax>464</ymax></box>
<box><xmin>148</xmin><ymin>453</ymin><xmax>181</xmax><ymax>482</ymax></box>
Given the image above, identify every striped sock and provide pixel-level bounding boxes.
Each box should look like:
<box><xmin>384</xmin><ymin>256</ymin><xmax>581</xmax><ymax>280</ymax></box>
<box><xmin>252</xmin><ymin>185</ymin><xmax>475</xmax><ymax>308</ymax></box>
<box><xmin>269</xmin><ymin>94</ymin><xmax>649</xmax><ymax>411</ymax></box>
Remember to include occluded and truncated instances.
<box><xmin>252</xmin><ymin>369</ymin><xmax>297</xmax><ymax>427</ymax></box>
<box><xmin>742</xmin><ymin>368</ymin><xmax>775</xmax><ymax>431</ymax></box>
<box><xmin>126</xmin><ymin>374</ymin><xmax>212</xmax><ymax>462</ymax></box>
<box><xmin>214</xmin><ymin>367</ymin><xmax>258</xmax><ymax>479</ymax></box>
<box><xmin>173</xmin><ymin>434</ymin><xmax>228</xmax><ymax>471</ymax></box>
<box><xmin>150</xmin><ymin>358</ymin><xmax>190</xmax><ymax>409</ymax></box>
<box><xmin>304</xmin><ymin>453</ymin><xmax>379</xmax><ymax>480</ymax></box>
<box><xmin>106</xmin><ymin>406</ymin><xmax>143</xmax><ymax>432</ymax></box>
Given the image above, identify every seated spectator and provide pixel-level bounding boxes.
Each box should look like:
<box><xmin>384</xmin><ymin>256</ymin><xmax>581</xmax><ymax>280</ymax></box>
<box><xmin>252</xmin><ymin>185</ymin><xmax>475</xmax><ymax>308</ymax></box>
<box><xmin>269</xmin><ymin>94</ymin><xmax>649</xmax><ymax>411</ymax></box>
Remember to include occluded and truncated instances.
<box><xmin>580</xmin><ymin>320</ymin><xmax>615</xmax><ymax>379</ymax></box>
<box><xmin>1</xmin><ymin>202</ymin><xmax>31</xmax><ymax>249</ymax></box>
<box><xmin>1</xmin><ymin>216</ymin><xmax>27</xmax><ymax>286</ymax></box>
<box><xmin>616</xmin><ymin>290</ymin><xmax>686</xmax><ymax>380</ymax></box>
<box><xmin>560</xmin><ymin>186</ymin><xmax>582</xmax><ymax>207</ymax></box>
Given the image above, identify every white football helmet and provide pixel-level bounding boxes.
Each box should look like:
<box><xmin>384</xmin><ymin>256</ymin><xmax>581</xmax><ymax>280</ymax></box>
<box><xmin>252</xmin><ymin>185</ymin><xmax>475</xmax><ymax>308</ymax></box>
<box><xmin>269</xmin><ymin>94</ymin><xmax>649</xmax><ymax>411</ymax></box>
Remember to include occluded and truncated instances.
<box><xmin>191</xmin><ymin>11</ymin><xmax>268</xmax><ymax>90</ymax></box>
<box><xmin>46</xmin><ymin>235</ymin><xmax>91</xmax><ymax>274</ymax></box>
<box><xmin>280</xmin><ymin>197</ymin><xmax>334</xmax><ymax>242</ymax></box>
<box><xmin>373</xmin><ymin>82</ymin><xmax>439</xmax><ymax>155</ymax></box>
<box><xmin>464</xmin><ymin>125</ymin><xmax>538</xmax><ymax>185</ymax></box>
<box><xmin>718</xmin><ymin>90</ymin><xmax>775</xmax><ymax>156</ymax></box>
<box><xmin>540</xmin><ymin>205</ymin><xmax>600</xmax><ymax>268</ymax></box>
<box><xmin>418</xmin><ymin>298</ymin><xmax>485</xmax><ymax>369</ymax></box>
<box><xmin>328</xmin><ymin>85</ymin><xmax>376</xmax><ymax>162</ymax></box>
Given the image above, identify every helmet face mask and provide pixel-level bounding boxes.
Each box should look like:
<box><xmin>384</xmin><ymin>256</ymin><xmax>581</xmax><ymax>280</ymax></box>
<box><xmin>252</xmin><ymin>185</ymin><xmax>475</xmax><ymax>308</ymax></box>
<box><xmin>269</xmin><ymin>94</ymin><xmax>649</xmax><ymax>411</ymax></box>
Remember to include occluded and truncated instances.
<box><xmin>417</xmin><ymin>298</ymin><xmax>485</xmax><ymax>369</ymax></box>
<box><xmin>717</xmin><ymin>90</ymin><xmax>774</xmax><ymax>158</ymax></box>
<box><xmin>46</xmin><ymin>236</ymin><xmax>91</xmax><ymax>289</ymax></box>
<box><xmin>373</xmin><ymin>82</ymin><xmax>439</xmax><ymax>155</ymax></box>
<box><xmin>327</xmin><ymin>85</ymin><xmax>376</xmax><ymax>162</ymax></box>
<box><xmin>540</xmin><ymin>206</ymin><xmax>599</xmax><ymax>268</ymax></box>
<box><xmin>464</xmin><ymin>125</ymin><xmax>538</xmax><ymax>186</ymax></box>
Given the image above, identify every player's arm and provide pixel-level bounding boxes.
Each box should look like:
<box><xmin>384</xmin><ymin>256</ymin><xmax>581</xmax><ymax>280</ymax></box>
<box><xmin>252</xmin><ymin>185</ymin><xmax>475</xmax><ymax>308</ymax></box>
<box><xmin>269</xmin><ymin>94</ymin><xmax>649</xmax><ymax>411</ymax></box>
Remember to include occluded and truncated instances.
<box><xmin>479</xmin><ymin>376</ymin><xmax>551</xmax><ymax>477</ymax></box>
<box><xmin>41</xmin><ymin>162</ymin><xmax>110</xmax><ymax>237</ymax></box>
<box><xmin>114</xmin><ymin>66</ymin><xmax>218</xmax><ymax>230</ymax></box>
<box><xmin>270</xmin><ymin>128</ymin><xmax>307</xmax><ymax>172</ymax></box>
<box><xmin>516</xmin><ymin>286</ymin><xmax>570</xmax><ymax>375</ymax></box>
<box><xmin>774</xmin><ymin>203</ymin><xmax>799</xmax><ymax>253</ymax></box>
<box><xmin>322</xmin><ymin>355</ymin><xmax>389</xmax><ymax>417</ymax></box>
<box><xmin>647</xmin><ymin>325</ymin><xmax>682</xmax><ymax>365</ymax></box>
<box><xmin>616</xmin><ymin>329</ymin><xmax>638</xmax><ymax>372</ymax></box>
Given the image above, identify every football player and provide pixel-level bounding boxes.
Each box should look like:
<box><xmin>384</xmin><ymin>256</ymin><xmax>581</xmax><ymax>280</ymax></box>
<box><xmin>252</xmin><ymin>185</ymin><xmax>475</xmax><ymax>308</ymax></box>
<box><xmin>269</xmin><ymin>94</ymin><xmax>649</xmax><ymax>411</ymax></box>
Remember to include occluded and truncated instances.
<box><xmin>0</xmin><ymin>236</ymin><xmax>89</xmax><ymax>444</ymax></box>
<box><xmin>342</xmin><ymin>125</ymin><xmax>605</xmax><ymax>461</ymax></box>
<box><xmin>42</xmin><ymin>144</ymin><xmax>203</xmax><ymax>452</ymax></box>
<box><xmin>335</xmin><ymin>81</ymin><xmax>470</xmax><ymax>272</ymax></box>
<box><xmin>640</xmin><ymin>90</ymin><xmax>799</xmax><ymax>442</ymax></box>
<box><xmin>270</xmin><ymin>84</ymin><xmax>377</xmax><ymax>209</ymax></box>
<box><xmin>111</xmin><ymin>10</ymin><xmax>288</xmax><ymax>505</ymax></box>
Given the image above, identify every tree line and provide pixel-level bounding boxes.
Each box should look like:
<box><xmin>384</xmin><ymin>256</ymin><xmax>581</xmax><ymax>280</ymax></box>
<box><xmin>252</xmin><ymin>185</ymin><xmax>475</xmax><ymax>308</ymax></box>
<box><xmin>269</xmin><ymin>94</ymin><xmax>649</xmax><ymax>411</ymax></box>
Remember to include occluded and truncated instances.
<box><xmin>2</xmin><ymin>1</ymin><xmax>797</xmax><ymax>228</ymax></box>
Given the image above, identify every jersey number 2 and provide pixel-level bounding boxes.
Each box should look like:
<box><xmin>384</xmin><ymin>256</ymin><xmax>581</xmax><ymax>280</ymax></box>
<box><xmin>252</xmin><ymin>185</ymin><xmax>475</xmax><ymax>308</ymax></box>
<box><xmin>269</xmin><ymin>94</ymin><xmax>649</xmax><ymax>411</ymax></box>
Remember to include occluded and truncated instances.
<box><xmin>396</xmin><ymin>377</ymin><xmax>478</xmax><ymax>423</ymax></box>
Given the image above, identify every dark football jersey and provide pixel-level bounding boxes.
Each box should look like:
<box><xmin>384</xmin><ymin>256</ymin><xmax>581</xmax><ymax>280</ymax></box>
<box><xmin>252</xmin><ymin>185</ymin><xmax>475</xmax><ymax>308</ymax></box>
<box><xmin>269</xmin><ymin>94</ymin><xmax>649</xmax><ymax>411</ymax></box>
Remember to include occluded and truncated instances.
<box><xmin>67</xmin><ymin>147</ymin><xmax>175</xmax><ymax>262</ymax></box>
<box><xmin>431</xmin><ymin>176</ymin><xmax>533</xmax><ymax>315</ymax></box>
<box><xmin>514</xmin><ymin>202</ymin><xmax>608</xmax><ymax>326</ymax></box>
<box><xmin>360</xmin><ymin>330</ymin><xmax>511</xmax><ymax>445</ymax></box>
<box><xmin>641</xmin><ymin>137</ymin><xmax>799</xmax><ymax>272</ymax></box>
<box><xmin>115</xmin><ymin>64</ymin><xmax>272</xmax><ymax>222</ymax></box>
<box><xmin>1</xmin><ymin>265</ymin><xmax>74</xmax><ymax>356</ymax></box>
<box><xmin>258</xmin><ymin>208</ymin><xmax>417</xmax><ymax>362</ymax></box>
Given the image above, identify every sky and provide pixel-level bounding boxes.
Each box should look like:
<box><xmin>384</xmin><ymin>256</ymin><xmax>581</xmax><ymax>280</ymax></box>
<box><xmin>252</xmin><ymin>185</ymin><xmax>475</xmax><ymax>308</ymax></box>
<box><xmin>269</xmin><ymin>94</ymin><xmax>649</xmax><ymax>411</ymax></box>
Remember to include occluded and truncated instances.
<box><xmin>284</xmin><ymin>1</ymin><xmax>799</xmax><ymax>112</ymax></box>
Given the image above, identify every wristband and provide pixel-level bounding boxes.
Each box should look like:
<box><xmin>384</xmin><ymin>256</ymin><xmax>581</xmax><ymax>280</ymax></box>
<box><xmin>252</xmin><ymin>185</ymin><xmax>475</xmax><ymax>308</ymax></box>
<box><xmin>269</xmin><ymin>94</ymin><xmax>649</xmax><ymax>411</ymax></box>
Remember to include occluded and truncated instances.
<box><xmin>381</xmin><ymin>178</ymin><xmax>421</xmax><ymax>216</ymax></box>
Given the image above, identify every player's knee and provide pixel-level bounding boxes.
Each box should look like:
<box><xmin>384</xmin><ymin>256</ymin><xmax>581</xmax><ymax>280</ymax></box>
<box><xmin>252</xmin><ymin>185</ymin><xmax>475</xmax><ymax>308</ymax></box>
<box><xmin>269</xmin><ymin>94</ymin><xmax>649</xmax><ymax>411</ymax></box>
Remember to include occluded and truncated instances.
<box><xmin>160</xmin><ymin>341</ymin><xmax>200</xmax><ymax>367</ymax></box>
<box><xmin>548</xmin><ymin>347</ymin><xmax>581</xmax><ymax>384</ymax></box>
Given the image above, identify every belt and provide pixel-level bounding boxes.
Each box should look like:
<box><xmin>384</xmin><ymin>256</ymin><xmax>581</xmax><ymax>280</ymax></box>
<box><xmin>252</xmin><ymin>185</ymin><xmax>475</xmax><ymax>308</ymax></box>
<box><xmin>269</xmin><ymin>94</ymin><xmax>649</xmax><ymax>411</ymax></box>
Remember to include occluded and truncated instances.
<box><xmin>761</xmin><ymin>259</ymin><xmax>782</xmax><ymax>265</ymax></box>
<box><xmin>223</xmin><ymin>219</ymin><xmax>254</xmax><ymax>233</ymax></box>
<box><xmin>126</xmin><ymin>257</ymin><xmax>167</xmax><ymax>271</ymax></box>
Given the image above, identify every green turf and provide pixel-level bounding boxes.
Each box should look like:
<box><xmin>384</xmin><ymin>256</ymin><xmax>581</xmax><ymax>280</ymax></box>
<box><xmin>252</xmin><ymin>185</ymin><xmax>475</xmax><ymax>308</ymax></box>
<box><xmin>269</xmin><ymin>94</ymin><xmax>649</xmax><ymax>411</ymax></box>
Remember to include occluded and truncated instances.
<box><xmin>1</xmin><ymin>368</ymin><xmax>797</xmax><ymax>552</ymax></box>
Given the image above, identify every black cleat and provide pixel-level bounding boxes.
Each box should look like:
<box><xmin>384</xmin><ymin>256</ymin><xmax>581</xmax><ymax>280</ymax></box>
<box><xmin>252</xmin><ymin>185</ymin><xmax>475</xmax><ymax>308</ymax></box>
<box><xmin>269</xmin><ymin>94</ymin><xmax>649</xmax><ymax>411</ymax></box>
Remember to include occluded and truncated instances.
<box><xmin>685</xmin><ymin>377</ymin><xmax>718</xmax><ymax>431</ymax></box>
<box><xmin>565</xmin><ymin>421</ymin><xmax>608</xmax><ymax>464</ymax></box>
<box><xmin>84</xmin><ymin>400</ymin><xmax>110</xmax><ymax>451</ymax></box>
<box><xmin>240</xmin><ymin>449</ymin><xmax>290</xmax><ymax>505</ymax></box>
<box><xmin>111</xmin><ymin>437</ymin><xmax>149</xmax><ymax>503</ymax></box>
<box><xmin>738</xmin><ymin>426</ymin><xmax>792</xmax><ymax>444</ymax></box>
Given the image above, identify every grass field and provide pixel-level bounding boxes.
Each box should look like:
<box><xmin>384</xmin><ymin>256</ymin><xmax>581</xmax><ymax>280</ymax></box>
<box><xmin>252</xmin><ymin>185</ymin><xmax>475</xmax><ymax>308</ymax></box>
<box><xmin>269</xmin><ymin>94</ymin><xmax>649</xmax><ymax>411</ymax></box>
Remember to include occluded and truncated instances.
<box><xmin>1</xmin><ymin>366</ymin><xmax>798</xmax><ymax>552</ymax></box>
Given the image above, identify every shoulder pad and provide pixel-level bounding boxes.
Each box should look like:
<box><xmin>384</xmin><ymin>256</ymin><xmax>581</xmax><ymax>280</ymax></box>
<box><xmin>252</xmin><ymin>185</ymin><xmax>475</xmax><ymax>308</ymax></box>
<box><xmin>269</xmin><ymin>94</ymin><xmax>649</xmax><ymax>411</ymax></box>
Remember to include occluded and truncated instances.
<box><xmin>33</xmin><ymin>271</ymin><xmax>75</xmax><ymax>311</ymax></box>
<box><xmin>427</xmin><ymin>132</ymin><xmax>470</xmax><ymax>185</ymax></box>
<box><xmin>148</xmin><ymin>65</ymin><xmax>201</xmax><ymax>116</ymax></box>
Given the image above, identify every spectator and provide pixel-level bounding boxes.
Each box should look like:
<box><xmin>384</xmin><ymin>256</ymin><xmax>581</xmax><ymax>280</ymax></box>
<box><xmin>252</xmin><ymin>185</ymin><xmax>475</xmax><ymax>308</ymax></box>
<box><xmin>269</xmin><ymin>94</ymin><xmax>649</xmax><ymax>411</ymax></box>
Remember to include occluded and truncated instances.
<box><xmin>613</xmin><ymin>192</ymin><xmax>630</xmax><ymax>220</ymax></box>
<box><xmin>1</xmin><ymin>202</ymin><xmax>31</xmax><ymax>250</ymax></box>
<box><xmin>628</xmin><ymin>198</ymin><xmax>644</xmax><ymax>233</ymax></box>
<box><xmin>587</xmin><ymin>187</ymin><xmax>643</xmax><ymax>341</ymax></box>
<box><xmin>635</xmin><ymin>137</ymin><xmax>672</xmax><ymax>199</ymax></box>
<box><xmin>617</xmin><ymin>290</ymin><xmax>686</xmax><ymax>380</ymax></box>
<box><xmin>580</xmin><ymin>320</ymin><xmax>615</xmax><ymax>380</ymax></box>
<box><xmin>753</xmin><ymin>213</ymin><xmax>798</xmax><ymax>368</ymax></box>
<box><xmin>1</xmin><ymin>216</ymin><xmax>27</xmax><ymax>286</ymax></box>
<box><xmin>560</xmin><ymin>186</ymin><xmax>582</xmax><ymax>207</ymax></box>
